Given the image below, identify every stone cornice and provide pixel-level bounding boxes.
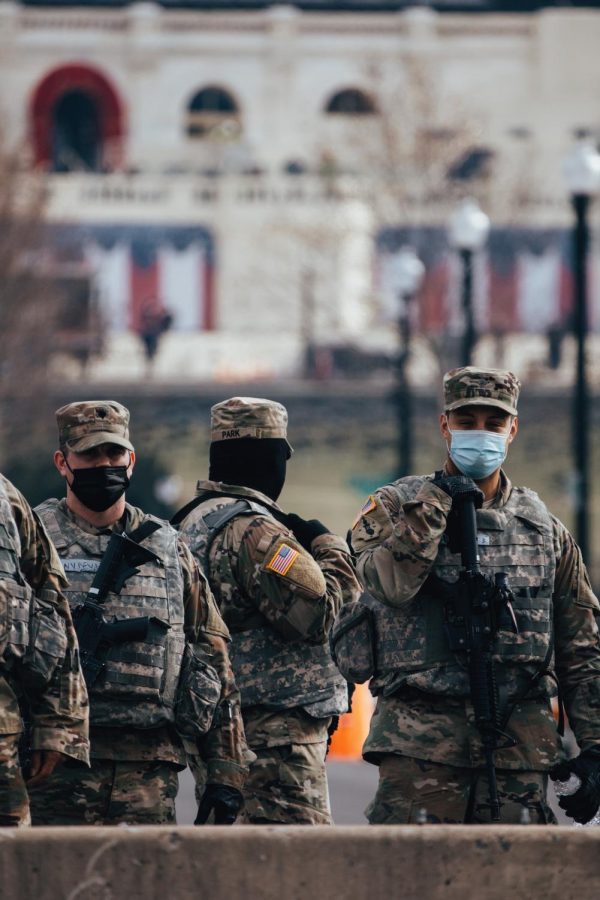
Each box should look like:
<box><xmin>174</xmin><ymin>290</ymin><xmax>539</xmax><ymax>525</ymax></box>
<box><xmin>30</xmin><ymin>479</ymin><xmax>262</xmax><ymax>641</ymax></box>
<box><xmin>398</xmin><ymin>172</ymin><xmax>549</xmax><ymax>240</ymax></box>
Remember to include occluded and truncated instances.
<box><xmin>17</xmin><ymin>1</ymin><xmax>600</xmax><ymax>14</ymax></box>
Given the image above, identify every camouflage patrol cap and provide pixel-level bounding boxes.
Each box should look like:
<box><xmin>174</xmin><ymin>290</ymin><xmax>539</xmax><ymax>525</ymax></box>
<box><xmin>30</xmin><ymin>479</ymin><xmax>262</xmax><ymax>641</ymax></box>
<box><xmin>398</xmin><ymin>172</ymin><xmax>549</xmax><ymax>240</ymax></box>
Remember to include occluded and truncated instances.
<box><xmin>211</xmin><ymin>397</ymin><xmax>293</xmax><ymax>453</ymax></box>
<box><xmin>56</xmin><ymin>400</ymin><xmax>134</xmax><ymax>452</ymax></box>
<box><xmin>443</xmin><ymin>366</ymin><xmax>521</xmax><ymax>416</ymax></box>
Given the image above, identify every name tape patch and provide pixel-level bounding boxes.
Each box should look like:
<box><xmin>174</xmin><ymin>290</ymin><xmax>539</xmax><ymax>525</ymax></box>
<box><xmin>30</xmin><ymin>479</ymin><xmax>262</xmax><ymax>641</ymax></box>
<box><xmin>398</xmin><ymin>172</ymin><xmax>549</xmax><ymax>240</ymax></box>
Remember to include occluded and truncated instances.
<box><xmin>212</xmin><ymin>427</ymin><xmax>258</xmax><ymax>441</ymax></box>
<box><xmin>266</xmin><ymin>543</ymin><xmax>300</xmax><ymax>577</ymax></box>
<box><xmin>60</xmin><ymin>559</ymin><xmax>101</xmax><ymax>573</ymax></box>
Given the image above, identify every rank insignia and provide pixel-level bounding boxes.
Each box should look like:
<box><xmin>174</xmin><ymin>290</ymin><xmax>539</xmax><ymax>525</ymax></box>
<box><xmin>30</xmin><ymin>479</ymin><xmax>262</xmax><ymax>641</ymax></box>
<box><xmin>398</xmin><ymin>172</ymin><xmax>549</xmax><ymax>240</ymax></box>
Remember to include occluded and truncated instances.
<box><xmin>266</xmin><ymin>543</ymin><xmax>300</xmax><ymax>576</ymax></box>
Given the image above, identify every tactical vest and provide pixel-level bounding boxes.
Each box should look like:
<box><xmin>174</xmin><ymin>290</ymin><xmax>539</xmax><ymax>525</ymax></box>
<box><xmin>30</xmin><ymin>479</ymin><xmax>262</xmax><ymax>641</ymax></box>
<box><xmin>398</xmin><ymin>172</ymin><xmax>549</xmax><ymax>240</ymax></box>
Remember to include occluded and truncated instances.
<box><xmin>369</xmin><ymin>478</ymin><xmax>556</xmax><ymax>701</ymax></box>
<box><xmin>36</xmin><ymin>499</ymin><xmax>185</xmax><ymax>729</ymax></box>
<box><xmin>179</xmin><ymin>493</ymin><xmax>348</xmax><ymax>717</ymax></box>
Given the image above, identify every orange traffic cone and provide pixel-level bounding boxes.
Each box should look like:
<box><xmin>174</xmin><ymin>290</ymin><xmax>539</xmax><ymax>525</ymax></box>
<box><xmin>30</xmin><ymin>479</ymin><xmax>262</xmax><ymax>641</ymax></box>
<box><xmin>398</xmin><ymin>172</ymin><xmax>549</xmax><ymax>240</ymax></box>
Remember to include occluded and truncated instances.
<box><xmin>328</xmin><ymin>682</ymin><xmax>374</xmax><ymax>761</ymax></box>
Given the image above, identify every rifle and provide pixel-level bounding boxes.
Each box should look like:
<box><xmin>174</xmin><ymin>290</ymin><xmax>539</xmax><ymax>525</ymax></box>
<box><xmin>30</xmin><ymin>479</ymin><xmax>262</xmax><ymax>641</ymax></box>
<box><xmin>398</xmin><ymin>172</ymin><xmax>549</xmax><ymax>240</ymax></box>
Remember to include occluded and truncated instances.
<box><xmin>442</xmin><ymin>489</ymin><xmax>518</xmax><ymax>822</ymax></box>
<box><xmin>72</xmin><ymin>526</ymin><xmax>166</xmax><ymax>689</ymax></box>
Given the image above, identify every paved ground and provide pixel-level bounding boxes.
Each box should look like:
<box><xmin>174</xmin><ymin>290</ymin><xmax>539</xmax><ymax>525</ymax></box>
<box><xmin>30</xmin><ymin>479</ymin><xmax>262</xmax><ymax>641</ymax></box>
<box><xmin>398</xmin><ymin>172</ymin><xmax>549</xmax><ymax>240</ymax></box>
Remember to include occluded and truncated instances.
<box><xmin>176</xmin><ymin>760</ymin><xmax>573</xmax><ymax>826</ymax></box>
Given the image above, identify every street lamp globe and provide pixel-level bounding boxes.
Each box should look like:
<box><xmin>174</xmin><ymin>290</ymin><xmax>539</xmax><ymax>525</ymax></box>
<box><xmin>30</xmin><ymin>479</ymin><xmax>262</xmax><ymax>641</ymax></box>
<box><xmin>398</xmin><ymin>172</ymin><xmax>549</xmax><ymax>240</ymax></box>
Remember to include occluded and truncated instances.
<box><xmin>448</xmin><ymin>197</ymin><xmax>490</xmax><ymax>251</ymax></box>
<box><xmin>391</xmin><ymin>245</ymin><xmax>425</xmax><ymax>297</ymax></box>
<box><xmin>562</xmin><ymin>139</ymin><xmax>600</xmax><ymax>198</ymax></box>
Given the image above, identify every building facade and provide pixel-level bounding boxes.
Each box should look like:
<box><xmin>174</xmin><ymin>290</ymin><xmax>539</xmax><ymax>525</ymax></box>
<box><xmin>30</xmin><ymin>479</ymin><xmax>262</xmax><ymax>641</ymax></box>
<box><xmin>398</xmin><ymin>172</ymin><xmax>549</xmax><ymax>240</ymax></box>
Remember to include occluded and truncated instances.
<box><xmin>2</xmin><ymin>0</ymin><xmax>600</xmax><ymax>379</ymax></box>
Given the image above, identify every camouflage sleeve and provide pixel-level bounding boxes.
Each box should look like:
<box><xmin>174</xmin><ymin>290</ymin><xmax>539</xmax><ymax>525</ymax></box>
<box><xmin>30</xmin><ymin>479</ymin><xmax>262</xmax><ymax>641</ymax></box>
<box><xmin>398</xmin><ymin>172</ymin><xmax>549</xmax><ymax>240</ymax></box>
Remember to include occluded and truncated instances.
<box><xmin>177</xmin><ymin>539</ymin><xmax>249</xmax><ymax>790</ymax></box>
<box><xmin>26</xmin><ymin>634</ymin><xmax>90</xmax><ymax>763</ymax></box>
<box><xmin>4</xmin><ymin>476</ymin><xmax>67</xmax><ymax>590</ymax></box>
<box><xmin>551</xmin><ymin>516</ymin><xmax>600</xmax><ymax>751</ymax></box>
<box><xmin>232</xmin><ymin>514</ymin><xmax>360</xmax><ymax>643</ymax></box>
<box><xmin>4</xmin><ymin>477</ymin><xmax>89</xmax><ymax>762</ymax></box>
<box><xmin>351</xmin><ymin>480</ymin><xmax>452</xmax><ymax>608</ymax></box>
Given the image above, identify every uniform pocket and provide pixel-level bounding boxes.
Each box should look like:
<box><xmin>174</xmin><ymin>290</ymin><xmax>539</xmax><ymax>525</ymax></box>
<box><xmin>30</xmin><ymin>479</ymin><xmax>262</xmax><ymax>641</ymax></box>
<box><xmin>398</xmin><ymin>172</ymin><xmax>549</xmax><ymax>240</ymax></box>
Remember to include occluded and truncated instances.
<box><xmin>0</xmin><ymin>581</ymin><xmax>32</xmax><ymax>664</ymax></box>
<box><xmin>174</xmin><ymin>645</ymin><xmax>221</xmax><ymax>739</ymax></box>
<box><xmin>22</xmin><ymin>592</ymin><xmax>68</xmax><ymax>691</ymax></box>
<box><xmin>59</xmin><ymin>660</ymin><xmax>87</xmax><ymax>714</ymax></box>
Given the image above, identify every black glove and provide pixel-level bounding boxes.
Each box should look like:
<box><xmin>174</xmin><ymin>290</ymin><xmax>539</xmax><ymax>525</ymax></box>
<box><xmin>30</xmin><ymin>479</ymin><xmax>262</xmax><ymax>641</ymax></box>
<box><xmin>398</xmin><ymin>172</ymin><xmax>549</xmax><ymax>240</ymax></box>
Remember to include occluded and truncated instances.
<box><xmin>431</xmin><ymin>473</ymin><xmax>484</xmax><ymax>508</ymax></box>
<box><xmin>550</xmin><ymin>748</ymin><xmax>600</xmax><ymax>824</ymax></box>
<box><xmin>194</xmin><ymin>784</ymin><xmax>244</xmax><ymax>825</ymax></box>
<box><xmin>283</xmin><ymin>513</ymin><xmax>330</xmax><ymax>551</ymax></box>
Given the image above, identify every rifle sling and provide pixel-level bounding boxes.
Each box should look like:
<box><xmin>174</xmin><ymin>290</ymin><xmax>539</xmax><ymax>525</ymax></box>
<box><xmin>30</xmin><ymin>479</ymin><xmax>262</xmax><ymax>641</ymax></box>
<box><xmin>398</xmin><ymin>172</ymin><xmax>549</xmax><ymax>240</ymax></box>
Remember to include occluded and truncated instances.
<box><xmin>87</xmin><ymin>519</ymin><xmax>163</xmax><ymax>604</ymax></box>
<box><xmin>500</xmin><ymin>632</ymin><xmax>563</xmax><ymax>735</ymax></box>
<box><xmin>127</xmin><ymin>519</ymin><xmax>163</xmax><ymax>544</ymax></box>
<box><xmin>171</xmin><ymin>490</ymin><xmax>289</xmax><ymax>529</ymax></box>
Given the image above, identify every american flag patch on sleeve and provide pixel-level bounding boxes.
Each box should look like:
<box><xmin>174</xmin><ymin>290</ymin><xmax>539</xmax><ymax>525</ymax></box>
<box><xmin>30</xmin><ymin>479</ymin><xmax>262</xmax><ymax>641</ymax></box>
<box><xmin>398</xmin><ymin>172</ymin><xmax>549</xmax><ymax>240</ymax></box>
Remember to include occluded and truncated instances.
<box><xmin>266</xmin><ymin>543</ymin><xmax>300</xmax><ymax>576</ymax></box>
<box><xmin>352</xmin><ymin>495</ymin><xmax>377</xmax><ymax>529</ymax></box>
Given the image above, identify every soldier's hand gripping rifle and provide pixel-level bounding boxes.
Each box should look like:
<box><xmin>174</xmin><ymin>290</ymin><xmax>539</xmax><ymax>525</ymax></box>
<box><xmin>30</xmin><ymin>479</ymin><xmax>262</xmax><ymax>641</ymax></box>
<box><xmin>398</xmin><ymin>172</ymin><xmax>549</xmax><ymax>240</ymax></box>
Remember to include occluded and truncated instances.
<box><xmin>442</xmin><ymin>481</ymin><xmax>518</xmax><ymax>821</ymax></box>
<box><xmin>71</xmin><ymin>524</ymin><xmax>166</xmax><ymax>689</ymax></box>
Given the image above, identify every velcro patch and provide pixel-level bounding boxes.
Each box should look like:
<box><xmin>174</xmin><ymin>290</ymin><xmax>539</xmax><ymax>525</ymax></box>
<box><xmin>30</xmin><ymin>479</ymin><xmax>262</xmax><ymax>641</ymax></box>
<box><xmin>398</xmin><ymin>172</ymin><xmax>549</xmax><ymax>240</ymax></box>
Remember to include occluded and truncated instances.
<box><xmin>352</xmin><ymin>495</ymin><xmax>377</xmax><ymax>529</ymax></box>
<box><xmin>266</xmin><ymin>543</ymin><xmax>300</xmax><ymax>577</ymax></box>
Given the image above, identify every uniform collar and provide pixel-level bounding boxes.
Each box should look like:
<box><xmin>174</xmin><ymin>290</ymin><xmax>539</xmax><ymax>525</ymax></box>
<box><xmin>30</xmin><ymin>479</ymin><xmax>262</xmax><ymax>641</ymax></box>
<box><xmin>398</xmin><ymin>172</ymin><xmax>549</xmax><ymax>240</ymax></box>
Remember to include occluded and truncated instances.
<box><xmin>59</xmin><ymin>496</ymin><xmax>132</xmax><ymax>535</ymax></box>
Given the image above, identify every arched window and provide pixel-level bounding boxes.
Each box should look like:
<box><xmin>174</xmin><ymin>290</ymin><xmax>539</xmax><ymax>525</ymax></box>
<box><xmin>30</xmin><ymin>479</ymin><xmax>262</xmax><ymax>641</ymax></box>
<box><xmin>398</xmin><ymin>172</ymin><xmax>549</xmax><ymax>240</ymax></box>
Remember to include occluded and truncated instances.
<box><xmin>325</xmin><ymin>89</ymin><xmax>377</xmax><ymax>116</ymax></box>
<box><xmin>30</xmin><ymin>64</ymin><xmax>124</xmax><ymax>172</ymax></box>
<box><xmin>52</xmin><ymin>90</ymin><xmax>100</xmax><ymax>172</ymax></box>
<box><xmin>186</xmin><ymin>86</ymin><xmax>241</xmax><ymax>139</ymax></box>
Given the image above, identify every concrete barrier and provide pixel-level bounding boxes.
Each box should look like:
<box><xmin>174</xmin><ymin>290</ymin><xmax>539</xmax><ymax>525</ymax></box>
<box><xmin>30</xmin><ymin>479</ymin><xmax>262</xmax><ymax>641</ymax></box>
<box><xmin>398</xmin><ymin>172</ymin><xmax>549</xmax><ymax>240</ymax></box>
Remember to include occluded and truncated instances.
<box><xmin>0</xmin><ymin>825</ymin><xmax>596</xmax><ymax>900</ymax></box>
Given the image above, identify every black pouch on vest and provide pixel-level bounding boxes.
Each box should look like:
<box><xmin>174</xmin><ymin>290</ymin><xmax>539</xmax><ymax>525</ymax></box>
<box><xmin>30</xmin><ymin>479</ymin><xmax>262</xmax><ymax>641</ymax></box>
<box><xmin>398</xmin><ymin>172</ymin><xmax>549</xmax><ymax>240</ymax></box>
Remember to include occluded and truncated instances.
<box><xmin>330</xmin><ymin>599</ymin><xmax>376</xmax><ymax>684</ymax></box>
<box><xmin>21</xmin><ymin>589</ymin><xmax>68</xmax><ymax>691</ymax></box>
<box><xmin>174</xmin><ymin>645</ymin><xmax>222</xmax><ymax>739</ymax></box>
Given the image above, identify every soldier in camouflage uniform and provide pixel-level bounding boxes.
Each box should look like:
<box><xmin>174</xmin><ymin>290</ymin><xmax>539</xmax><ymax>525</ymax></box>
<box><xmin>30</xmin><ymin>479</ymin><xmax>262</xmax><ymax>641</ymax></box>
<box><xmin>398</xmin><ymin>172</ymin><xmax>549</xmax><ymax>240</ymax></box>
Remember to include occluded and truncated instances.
<box><xmin>346</xmin><ymin>366</ymin><xmax>600</xmax><ymax>825</ymax></box>
<box><xmin>29</xmin><ymin>401</ymin><xmax>249</xmax><ymax>826</ymax></box>
<box><xmin>0</xmin><ymin>476</ymin><xmax>89</xmax><ymax>826</ymax></box>
<box><xmin>176</xmin><ymin>397</ymin><xmax>361</xmax><ymax>824</ymax></box>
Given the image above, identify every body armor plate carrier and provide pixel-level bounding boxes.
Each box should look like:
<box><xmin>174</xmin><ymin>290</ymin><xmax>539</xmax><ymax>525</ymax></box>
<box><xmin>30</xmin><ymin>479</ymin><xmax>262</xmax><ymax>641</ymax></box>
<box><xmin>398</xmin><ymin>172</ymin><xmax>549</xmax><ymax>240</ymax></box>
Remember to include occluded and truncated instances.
<box><xmin>179</xmin><ymin>494</ymin><xmax>348</xmax><ymax>716</ymax></box>
<box><xmin>37</xmin><ymin>499</ymin><xmax>186</xmax><ymax>729</ymax></box>
<box><xmin>337</xmin><ymin>478</ymin><xmax>556</xmax><ymax>704</ymax></box>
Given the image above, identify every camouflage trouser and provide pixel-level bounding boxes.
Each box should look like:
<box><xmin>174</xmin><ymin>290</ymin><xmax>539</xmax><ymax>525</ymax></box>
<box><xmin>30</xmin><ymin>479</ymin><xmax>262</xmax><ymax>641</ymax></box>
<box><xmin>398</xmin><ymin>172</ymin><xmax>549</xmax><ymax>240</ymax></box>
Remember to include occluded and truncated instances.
<box><xmin>189</xmin><ymin>741</ymin><xmax>332</xmax><ymax>825</ymax></box>
<box><xmin>29</xmin><ymin>758</ymin><xmax>179</xmax><ymax>826</ymax></box>
<box><xmin>367</xmin><ymin>755</ymin><xmax>557</xmax><ymax>825</ymax></box>
<box><xmin>240</xmin><ymin>740</ymin><xmax>332</xmax><ymax>825</ymax></box>
<box><xmin>0</xmin><ymin>733</ymin><xmax>30</xmax><ymax>827</ymax></box>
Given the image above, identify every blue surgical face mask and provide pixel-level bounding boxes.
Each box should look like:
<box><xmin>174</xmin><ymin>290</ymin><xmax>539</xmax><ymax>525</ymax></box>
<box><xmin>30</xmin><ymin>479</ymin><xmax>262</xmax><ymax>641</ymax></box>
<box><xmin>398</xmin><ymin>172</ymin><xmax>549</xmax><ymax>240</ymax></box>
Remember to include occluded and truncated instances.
<box><xmin>448</xmin><ymin>428</ymin><xmax>509</xmax><ymax>480</ymax></box>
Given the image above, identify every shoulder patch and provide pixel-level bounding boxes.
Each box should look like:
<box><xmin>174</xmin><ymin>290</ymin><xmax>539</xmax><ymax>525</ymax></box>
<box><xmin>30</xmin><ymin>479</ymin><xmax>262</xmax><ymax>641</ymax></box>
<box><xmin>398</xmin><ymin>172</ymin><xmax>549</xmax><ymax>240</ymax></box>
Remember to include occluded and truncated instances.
<box><xmin>352</xmin><ymin>495</ymin><xmax>377</xmax><ymax>530</ymax></box>
<box><xmin>266</xmin><ymin>543</ymin><xmax>300</xmax><ymax>577</ymax></box>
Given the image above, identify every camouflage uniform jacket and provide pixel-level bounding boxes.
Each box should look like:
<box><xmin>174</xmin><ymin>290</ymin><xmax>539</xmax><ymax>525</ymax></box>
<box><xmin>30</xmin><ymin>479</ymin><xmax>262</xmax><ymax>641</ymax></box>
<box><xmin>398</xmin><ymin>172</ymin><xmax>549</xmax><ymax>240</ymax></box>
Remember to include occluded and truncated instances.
<box><xmin>1</xmin><ymin>477</ymin><xmax>89</xmax><ymax>764</ymax></box>
<box><xmin>178</xmin><ymin>480</ymin><xmax>361</xmax><ymax>721</ymax></box>
<box><xmin>352</xmin><ymin>470</ymin><xmax>600</xmax><ymax>771</ymax></box>
<box><xmin>36</xmin><ymin>498</ymin><xmax>248</xmax><ymax>789</ymax></box>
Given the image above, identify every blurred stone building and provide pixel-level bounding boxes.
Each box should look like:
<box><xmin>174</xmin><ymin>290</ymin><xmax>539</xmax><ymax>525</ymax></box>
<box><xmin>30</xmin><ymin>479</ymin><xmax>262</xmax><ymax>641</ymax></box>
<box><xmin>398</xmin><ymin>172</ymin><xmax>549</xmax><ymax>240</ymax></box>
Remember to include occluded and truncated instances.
<box><xmin>1</xmin><ymin>0</ymin><xmax>600</xmax><ymax>380</ymax></box>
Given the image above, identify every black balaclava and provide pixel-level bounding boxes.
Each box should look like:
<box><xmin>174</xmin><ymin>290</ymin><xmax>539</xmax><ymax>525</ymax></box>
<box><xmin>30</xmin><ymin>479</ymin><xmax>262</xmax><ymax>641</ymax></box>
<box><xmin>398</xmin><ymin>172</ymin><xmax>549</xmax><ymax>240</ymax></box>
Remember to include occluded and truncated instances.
<box><xmin>209</xmin><ymin>437</ymin><xmax>289</xmax><ymax>502</ymax></box>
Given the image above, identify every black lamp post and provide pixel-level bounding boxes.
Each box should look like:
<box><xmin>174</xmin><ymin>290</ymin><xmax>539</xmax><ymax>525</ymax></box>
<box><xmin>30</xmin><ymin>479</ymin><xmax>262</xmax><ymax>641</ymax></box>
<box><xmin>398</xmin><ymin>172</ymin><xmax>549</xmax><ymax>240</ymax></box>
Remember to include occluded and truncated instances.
<box><xmin>391</xmin><ymin>246</ymin><xmax>425</xmax><ymax>477</ymax></box>
<box><xmin>562</xmin><ymin>139</ymin><xmax>600</xmax><ymax>564</ymax></box>
<box><xmin>449</xmin><ymin>198</ymin><xmax>490</xmax><ymax>367</ymax></box>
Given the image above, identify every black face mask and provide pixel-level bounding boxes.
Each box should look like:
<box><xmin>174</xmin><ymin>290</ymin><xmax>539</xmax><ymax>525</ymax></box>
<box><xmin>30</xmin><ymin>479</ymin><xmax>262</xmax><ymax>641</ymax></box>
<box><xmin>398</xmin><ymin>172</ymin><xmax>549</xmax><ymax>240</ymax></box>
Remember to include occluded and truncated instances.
<box><xmin>66</xmin><ymin>463</ymin><xmax>131</xmax><ymax>512</ymax></box>
<box><xmin>209</xmin><ymin>438</ymin><xmax>289</xmax><ymax>501</ymax></box>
